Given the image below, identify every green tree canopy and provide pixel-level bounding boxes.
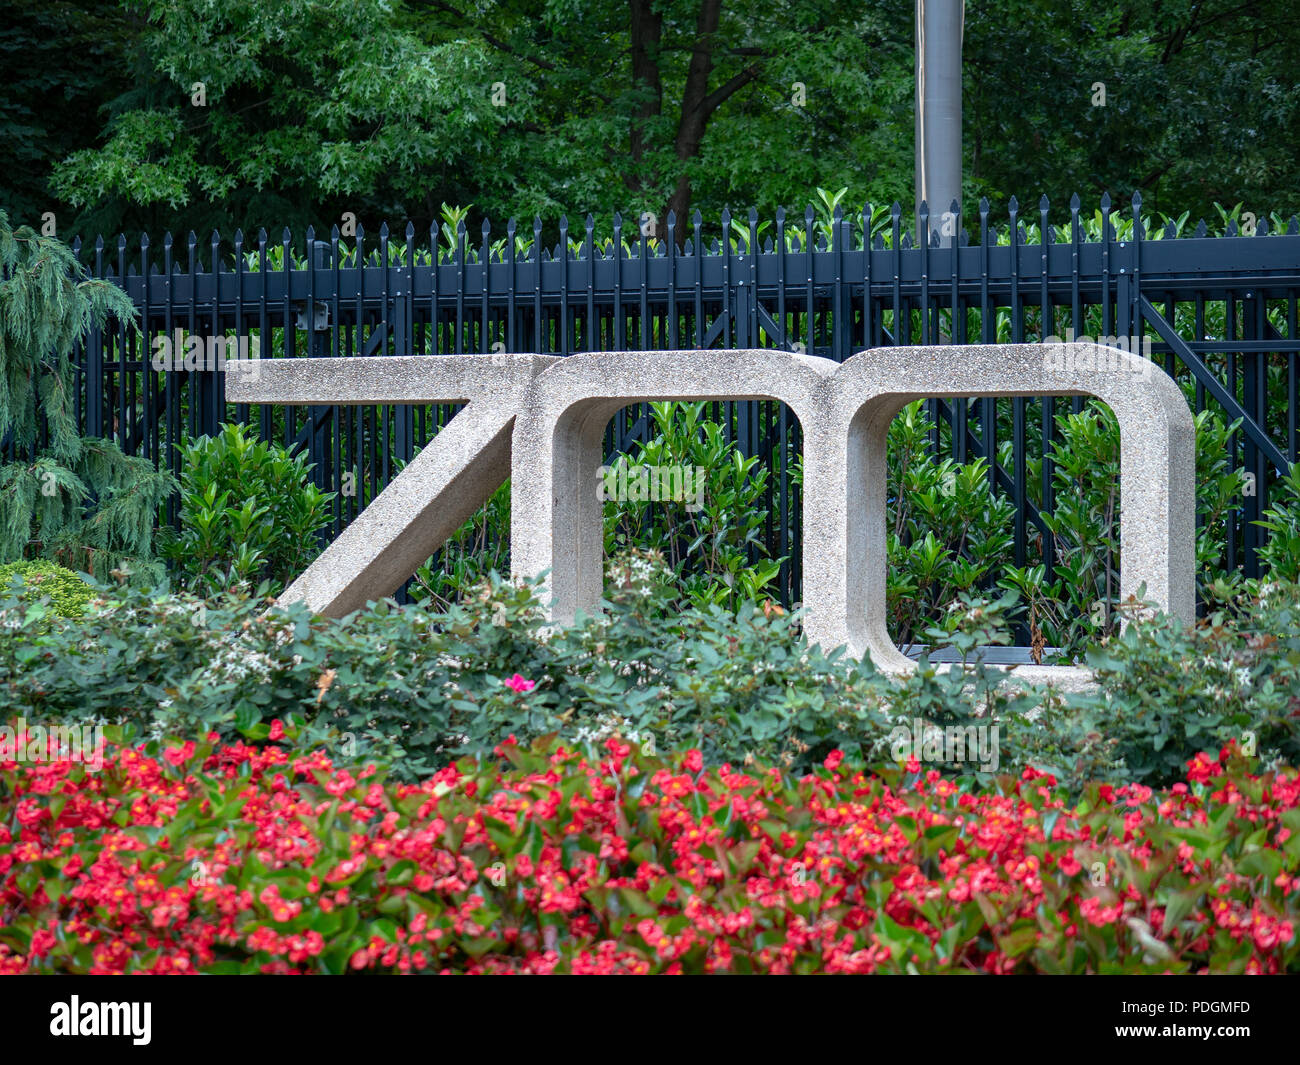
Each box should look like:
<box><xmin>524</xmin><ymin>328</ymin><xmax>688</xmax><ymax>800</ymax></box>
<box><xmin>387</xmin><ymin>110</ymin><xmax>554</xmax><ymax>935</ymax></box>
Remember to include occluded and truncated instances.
<box><xmin>0</xmin><ymin>0</ymin><xmax>1294</xmax><ymax>240</ymax></box>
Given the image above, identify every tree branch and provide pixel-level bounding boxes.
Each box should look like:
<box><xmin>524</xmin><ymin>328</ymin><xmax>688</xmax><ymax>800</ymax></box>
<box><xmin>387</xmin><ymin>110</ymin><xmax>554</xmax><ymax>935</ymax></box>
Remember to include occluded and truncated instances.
<box><xmin>699</xmin><ymin>62</ymin><xmax>763</xmax><ymax>116</ymax></box>
<box><xmin>409</xmin><ymin>0</ymin><xmax>559</xmax><ymax>72</ymax></box>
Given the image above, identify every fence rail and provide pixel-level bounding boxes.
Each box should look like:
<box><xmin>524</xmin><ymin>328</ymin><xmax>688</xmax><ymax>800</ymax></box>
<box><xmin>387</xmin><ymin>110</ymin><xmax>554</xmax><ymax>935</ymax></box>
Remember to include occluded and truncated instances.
<box><xmin>29</xmin><ymin>194</ymin><xmax>1300</xmax><ymax>607</ymax></box>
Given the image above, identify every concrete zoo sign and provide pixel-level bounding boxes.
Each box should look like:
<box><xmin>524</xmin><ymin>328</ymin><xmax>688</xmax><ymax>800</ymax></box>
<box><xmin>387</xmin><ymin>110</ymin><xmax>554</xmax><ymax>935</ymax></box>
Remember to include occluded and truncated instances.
<box><xmin>228</xmin><ymin>344</ymin><xmax>1194</xmax><ymax>690</ymax></box>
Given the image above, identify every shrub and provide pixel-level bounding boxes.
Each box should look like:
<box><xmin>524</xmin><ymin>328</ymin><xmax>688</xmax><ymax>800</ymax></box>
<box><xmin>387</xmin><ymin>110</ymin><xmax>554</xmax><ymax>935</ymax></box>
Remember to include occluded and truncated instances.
<box><xmin>1002</xmin><ymin>583</ymin><xmax>1300</xmax><ymax>792</ymax></box>
<box><xmin>160</xmin><ymin>422</ymin><xmax>334</xmax><ymax>595</ymax></box>
<box><xmin>5</xmin><ymin>555</ymin><xmax>1299</xmax><ymax>795</ymax></box>
<box><xmin>1001</xmin><ymin>405</ymin><xmax>1245</xmax><ymax>657</ymax></box>
<box><xmin>0</xmin><ymin>211</ymin><xmax>175</xmax><ymax>582</ymax></box>
<box><xmin>1257</xmin><ymin>461</ymin><xmax>1300</xmax><ymax>583</ymax></box>
<box><xmin>603</xmin><ymin>402</ymin><xmax>785</xmax><ymax>610</ymax></box>
<box><xmin>1</xmin><ymin>733</ymin><xmax>1295</xmax><ymax>974</ymax></box>
<box><xmin>413</xmin><ymin>400</ymin><xmax>786</xmax><ymax>611</ymax></box>
<box><xmin>0</xmin><ymin>558</ymin><xmax>900</xmax><ymax>779</ymax></box>
<box><xmin>886</xmin><ymin>401</ymin><xmax>1015</xmax><ymax>649</ymax></box>
<box><xmin>0</xmin><ymin>551</ymin><xmax>1033</xmax><ymax>781</ymax></box>
<box><xmin>0</xmin><ymin>560</ymin><xmax>93</xmax><ymax>621</ymax></box>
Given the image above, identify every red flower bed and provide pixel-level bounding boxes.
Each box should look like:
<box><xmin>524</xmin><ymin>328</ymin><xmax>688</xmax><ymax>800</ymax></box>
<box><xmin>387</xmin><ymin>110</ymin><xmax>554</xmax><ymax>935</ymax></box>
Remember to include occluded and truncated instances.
<box><xmin>1</xmin><ymin>730</ymin><xmax>1297</xmax><ymax>974</ymax></box>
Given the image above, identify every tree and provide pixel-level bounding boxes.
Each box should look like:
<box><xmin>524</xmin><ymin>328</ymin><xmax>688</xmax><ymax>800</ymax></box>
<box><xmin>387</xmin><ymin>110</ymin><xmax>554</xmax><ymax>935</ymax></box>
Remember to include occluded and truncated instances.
<box><xmin>962</xmin><ymin>0</ymin><xmax>1300</xmax><ymax>219</ymax></box>
<box><xmin>45</xmin><ymin>0</ymin><xmax>903</xmax><ymax>238</ymax></box>
<box><xmin>0</xmin><ymin>211</ymin><xmax>175</xmax><ymax>580</ymax></box>
<box><xmin>391</xmin><ymin>0</ymin><xmax>904</xmax><ymax>234</ymax></box>
<box><xmin>0</xmin><ymin>0</ymin><xmax>136</xmax><ymax>232</ymax></box>
<box><xmin>50</xmin><ymin>0</ymin><xmax>524</xmax><ymax>238</ymax></box>
<box><xmin>16</xmin><ymin>0</ymin><xmax>1300</xmax><ymax>242</ymax></box>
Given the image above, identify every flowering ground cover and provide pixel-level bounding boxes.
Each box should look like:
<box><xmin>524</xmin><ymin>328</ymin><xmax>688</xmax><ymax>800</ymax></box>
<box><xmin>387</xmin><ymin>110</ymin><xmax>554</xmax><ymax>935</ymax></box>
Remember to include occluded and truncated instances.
<box><xmin>1</xmin><ymin>726</ymin><xmax>1296</xmax><ymax>975</ymax></box>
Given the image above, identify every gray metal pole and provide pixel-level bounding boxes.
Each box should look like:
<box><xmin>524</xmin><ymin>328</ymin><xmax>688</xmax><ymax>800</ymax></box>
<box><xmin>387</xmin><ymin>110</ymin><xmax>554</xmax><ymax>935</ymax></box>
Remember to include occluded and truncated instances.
<box><xmin>915</xmin><ymin>0</ymin><xmax>964</xmax><ymax>247</ymax></box>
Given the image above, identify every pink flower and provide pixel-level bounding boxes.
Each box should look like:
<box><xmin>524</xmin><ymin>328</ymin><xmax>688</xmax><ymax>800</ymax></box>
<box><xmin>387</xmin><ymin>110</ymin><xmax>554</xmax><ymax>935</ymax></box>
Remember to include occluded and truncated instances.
<box><xmin>268</xmin><ymin>720</ymin><xmax>285</xmax><ymax>741</ymax></box>
<box><xmin>29</xmin><ymin>928</ymin><xmax>56</xmax><ymax>959</ymax></box>
<box><xmin>824</xmin><ymin>750</ymin><xmax>844</xmax><ymax>771</ymax></box>
<box><xmin>684</xmin><ymin>749</ymin><xmax>703</xmax><ymax>774</ymax></box>
<box><xmin>504</xmin><ymin>674</ymin><xmax>535</xmax><ymax>693</ymax></box>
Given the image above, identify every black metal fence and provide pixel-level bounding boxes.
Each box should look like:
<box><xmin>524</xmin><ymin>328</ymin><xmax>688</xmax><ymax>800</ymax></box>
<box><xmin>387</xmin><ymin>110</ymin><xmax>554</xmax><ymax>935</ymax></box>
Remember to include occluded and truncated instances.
<box><xmin>47</xmin><ymin>194</ymin><xmax>1300</xmax><ymax>605</ymax></box>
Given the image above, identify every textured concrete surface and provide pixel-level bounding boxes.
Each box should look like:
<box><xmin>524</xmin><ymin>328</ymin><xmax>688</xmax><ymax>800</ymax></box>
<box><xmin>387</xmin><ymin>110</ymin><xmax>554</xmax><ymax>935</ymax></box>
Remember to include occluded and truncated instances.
<box><xmin>806</xmin><ymin>342</ymin><xmax>1195</xmax><ymax>692</ymax></box>
<box><xmin>511</xmin><ymin>342</ymin><xmax>1192</xmax><ymax>693</ymax></box>
<box><xmin>509</xmin><ymin>349</ymin><xmax>836</xmax><ymax>624</ymax></box>
<box><xmin>228</xmin><ymin>354</ymin><xmax>557</xmax><ymax>616</ymax></box>
<box><xmin>233</xmin><ymin>344</ymin><xmax>1195</xmax><ymax>692</ymax></box>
